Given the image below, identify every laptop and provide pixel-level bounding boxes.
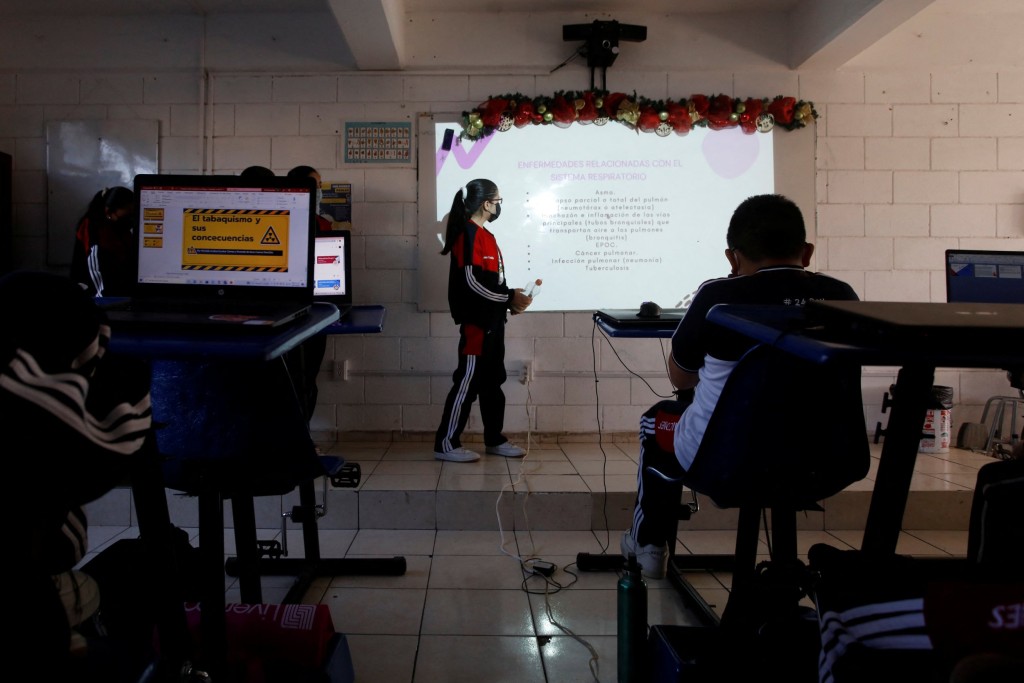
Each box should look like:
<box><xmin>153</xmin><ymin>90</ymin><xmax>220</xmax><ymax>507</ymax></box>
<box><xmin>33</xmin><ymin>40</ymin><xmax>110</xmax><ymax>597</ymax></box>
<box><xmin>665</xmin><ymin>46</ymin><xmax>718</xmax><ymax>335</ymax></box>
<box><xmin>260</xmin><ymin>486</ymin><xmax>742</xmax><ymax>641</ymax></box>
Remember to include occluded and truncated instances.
<box><xmin>945</xmin><ymin>249</ymin><xmax>1024</xmax><ymax>304</ymax></box>
<box><xmin>312</xmin><ymin>227</ymin><xmax>353</xmax><ymax>319</ymax></box>
<box><xmin>594</xmin><ymin>307</ymin><xmax>688</xmax><ymax>330</ymax></box>
<box><xmin>102</xmin><ymin>173</ymin><xmax>317</xmax><ymax>329</ymax></box>
<box><xmin>805</xmin><ymin>299</ymin><xmax>1024</xmax><ymax>344</ymax></box>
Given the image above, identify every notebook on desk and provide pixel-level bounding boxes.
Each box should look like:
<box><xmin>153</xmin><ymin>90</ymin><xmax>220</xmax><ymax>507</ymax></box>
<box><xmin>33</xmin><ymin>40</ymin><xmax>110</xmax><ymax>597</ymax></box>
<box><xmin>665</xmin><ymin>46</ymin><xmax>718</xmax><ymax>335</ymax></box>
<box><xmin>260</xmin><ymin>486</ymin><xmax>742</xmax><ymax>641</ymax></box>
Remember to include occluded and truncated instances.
<box><xmin>101</xmin><ymin>174</ymin><xmax>317</xmax><ymax>330</ymax></box>
<box><xmin>805</xmin><ymin>299</ymin><xmax>1024</xmax><ymax>343</ymax></box>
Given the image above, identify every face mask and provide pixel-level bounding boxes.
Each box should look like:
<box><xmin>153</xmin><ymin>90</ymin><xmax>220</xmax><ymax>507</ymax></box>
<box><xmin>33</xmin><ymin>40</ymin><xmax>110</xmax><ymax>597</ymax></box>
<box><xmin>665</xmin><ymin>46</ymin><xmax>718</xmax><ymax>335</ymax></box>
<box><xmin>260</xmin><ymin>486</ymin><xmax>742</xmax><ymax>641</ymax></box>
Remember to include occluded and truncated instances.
<box><xmin>315</xmin><ymin>188</ymin><xmax>323</xmax><ymax>215</ymax></box>
<box><xmin>489</xmin><ymin>202</ymin><xmax>501</xmax><ymax>222</ymax></box>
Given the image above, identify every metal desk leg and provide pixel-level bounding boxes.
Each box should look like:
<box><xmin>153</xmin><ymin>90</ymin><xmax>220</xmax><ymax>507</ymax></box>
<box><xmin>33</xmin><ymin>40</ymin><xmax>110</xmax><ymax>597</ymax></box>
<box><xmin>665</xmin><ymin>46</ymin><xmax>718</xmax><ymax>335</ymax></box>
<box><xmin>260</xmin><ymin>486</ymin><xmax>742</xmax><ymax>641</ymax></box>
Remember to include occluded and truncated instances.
<box><xmin>861</xmin><ymin>364</ymin><xmax>934</xmax><ymax>556</ymax></box>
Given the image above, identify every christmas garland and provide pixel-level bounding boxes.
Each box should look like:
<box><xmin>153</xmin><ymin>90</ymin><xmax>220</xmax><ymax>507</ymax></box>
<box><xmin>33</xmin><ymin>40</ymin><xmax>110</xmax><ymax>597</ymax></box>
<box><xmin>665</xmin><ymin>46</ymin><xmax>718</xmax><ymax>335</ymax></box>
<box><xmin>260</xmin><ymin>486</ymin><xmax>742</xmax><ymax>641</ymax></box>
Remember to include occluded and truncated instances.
<box><xmin>461</xmin><ymin>91</ymin><xmax>817</xmax><ymax>139</ymax></box>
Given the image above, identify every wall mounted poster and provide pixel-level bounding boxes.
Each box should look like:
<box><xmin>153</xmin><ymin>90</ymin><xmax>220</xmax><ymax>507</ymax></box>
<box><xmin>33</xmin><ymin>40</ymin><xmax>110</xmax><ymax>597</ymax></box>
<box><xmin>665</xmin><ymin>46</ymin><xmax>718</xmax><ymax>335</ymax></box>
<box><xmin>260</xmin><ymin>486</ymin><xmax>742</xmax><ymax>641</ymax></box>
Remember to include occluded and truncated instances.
<box><xmin>344</xmin><ymin>121</ymin><xmax>411</xmax><ymax>164</ymax></box>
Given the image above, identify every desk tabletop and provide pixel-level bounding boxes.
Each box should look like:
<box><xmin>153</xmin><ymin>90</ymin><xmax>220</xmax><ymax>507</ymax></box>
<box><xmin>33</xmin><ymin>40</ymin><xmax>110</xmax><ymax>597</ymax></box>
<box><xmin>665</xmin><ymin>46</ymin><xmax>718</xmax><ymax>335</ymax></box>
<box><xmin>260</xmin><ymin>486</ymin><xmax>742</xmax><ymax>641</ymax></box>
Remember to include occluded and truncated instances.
<box><xmin>109</xmin><ymin>302</ymin><xmax>340</xmax><ymax>361</ymax></box>
<box><xmin>324</xmin><ymin>304</ymin><xmax>386</xmax><ymax>335</ymax></box>
<box><xmin>707</xmin><ymin>303</ymin><xmax>1024</xmax><ymax>370</ymax></box>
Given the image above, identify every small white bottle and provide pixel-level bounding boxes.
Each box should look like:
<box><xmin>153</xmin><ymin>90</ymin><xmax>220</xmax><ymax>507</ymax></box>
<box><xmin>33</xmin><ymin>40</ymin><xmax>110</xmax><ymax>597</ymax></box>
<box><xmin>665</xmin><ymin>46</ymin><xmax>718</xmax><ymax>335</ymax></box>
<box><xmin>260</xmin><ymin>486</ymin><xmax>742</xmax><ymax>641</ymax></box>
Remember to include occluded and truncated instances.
<box><xmin>524</xmin><ymin>278</ymin><xmax>542</xmax><ymax>297</ymax></box>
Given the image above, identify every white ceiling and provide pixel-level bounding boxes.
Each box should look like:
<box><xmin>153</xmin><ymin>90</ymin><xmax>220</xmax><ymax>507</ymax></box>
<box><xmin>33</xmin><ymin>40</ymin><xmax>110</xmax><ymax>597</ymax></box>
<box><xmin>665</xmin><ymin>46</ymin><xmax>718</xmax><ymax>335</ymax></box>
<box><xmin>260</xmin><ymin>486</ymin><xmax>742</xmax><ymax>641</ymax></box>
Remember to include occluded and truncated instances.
<box><xmin>0</xmin><ymin>0</ymin><xmax>1020</xmax><ymax>72</ymax></box>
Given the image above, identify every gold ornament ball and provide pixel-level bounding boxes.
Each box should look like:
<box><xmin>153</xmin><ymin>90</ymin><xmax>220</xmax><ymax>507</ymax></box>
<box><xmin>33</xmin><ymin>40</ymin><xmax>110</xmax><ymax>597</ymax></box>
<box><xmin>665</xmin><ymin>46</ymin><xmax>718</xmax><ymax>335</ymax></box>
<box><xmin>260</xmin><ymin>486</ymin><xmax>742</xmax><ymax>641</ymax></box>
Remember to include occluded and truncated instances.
<box><xmin>736</xmin><ymin>103</ymin><xmax>746</xmax><ymax>114</ymax></box>
<box><xmin>472</xmin><ymin>118</ymin><xmax>484</xmax><ymax>129</ymax></box>
<box><xmin>729</xmin><ymin>112</ymin><xmax>739</xmax><ymax>122</ymax></box>
<box><xmin>537</xmin><ymin>104</ymin><xmax>548</xmax><ymax>114</ymax></box>
<box><xmin>794</xmin><ymin>111</ymin><xmax>804</xmax><ymax>120</ymax></box>
<box><xmin>543</xmin><ymin>112</ymin><xmax>553</xmax><ymax>122</ymax></box>
<box><xmin>595</xmin><ymin>98</ymin><xmax>604</xmax><ymax>109</ymax></box>
<box><xmin>658</xmin><ymin>111</ymin><xmax>669</xmax><ymax>121</ymax></box>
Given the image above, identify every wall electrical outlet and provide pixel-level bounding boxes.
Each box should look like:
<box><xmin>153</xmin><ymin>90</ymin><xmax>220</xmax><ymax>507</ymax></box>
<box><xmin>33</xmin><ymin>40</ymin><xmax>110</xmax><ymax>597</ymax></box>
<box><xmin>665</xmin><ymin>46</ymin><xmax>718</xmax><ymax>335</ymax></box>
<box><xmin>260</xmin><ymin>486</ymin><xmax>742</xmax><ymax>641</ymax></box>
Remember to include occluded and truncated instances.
<box><xmin>520</xmin><ymin>361</ymin><xmax>533</xmax><ymax>384</ymax></box>
<box><xmin>333</xmin><ymin>359</ymin><xmax>350</xmax><ymax>381</ymax></box>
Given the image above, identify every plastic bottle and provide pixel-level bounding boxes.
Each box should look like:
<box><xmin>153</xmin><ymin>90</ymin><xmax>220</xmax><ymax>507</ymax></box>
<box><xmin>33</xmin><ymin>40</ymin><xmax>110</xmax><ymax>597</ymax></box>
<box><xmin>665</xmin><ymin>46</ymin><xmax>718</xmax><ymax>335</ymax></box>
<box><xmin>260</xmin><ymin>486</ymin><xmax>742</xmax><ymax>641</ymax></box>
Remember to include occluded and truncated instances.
<box><xmin>617</xmin><ymin>554</ymin><xmax>648</xmax><ymax>683</ymax></box>
<box><xmin>524</xmin><ymin>278</ymin><xmax>542</xmax><ymax>297</ymax></box>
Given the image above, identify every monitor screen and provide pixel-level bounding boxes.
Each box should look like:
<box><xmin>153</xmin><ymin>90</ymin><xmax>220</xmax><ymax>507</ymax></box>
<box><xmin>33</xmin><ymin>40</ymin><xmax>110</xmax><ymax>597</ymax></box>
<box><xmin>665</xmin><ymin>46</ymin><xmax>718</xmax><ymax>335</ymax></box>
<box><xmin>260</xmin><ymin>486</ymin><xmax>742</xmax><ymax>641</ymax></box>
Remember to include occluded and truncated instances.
<box><xmin>132</xmin><ymin>174</ymin><xmax>315</xmax><ymax>301</ymax></box>
<box><xmin>312</xmin><ymin>229</ymin><xmax>352</xmax><ymax>308</ymax></box>
<box><xmin>945</xmin><ymin>249</ymin><xmax>1024</xmax><ymax>304</ymax></box>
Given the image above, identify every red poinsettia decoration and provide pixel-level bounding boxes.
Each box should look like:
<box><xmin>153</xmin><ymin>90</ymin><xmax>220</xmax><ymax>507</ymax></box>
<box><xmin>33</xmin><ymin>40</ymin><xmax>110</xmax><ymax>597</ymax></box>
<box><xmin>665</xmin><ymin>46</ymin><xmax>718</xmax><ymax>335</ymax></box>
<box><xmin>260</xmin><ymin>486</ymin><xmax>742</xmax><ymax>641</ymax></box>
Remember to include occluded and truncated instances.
<box><xmin>706</xmin><ymin>94</ymin><xmax>735</xmax><ymax>130</ymax></box>
<box><xmin>459</xmin><ymin>90</ymin><xmax>817</xmax><ymax>139</ymax></box>
<box><xmin>478</xmin><ymin>97</ymin><xmax>510</xmax><ymax>128</ymax></box>
<box><xmin>767</xmin><ymin>96</ymin><xmax>796</xmax><ymax>126</ymax></box>
<box><xmin>513</xmin><ymin>100</ymin><xmax>536</xmax><ymax>127</ymax></box>
<box><xmin>665</xmin><ymin>101</ymin><xmax>692</xmax><ymax>135</ymax></box>
<box><xmin>575</xmin><ymin>92</ymin><xmax>599</xmax><ymax>123</ymax></box>
<box><xmin>549</xmin><ymin>95</ymin><xmax>577</xmax><ymax>127</ymax></box>
<box><xmin>738</xmin><ymin>97</ymin><xmax>764</xmax><ymax>134</ymax></box>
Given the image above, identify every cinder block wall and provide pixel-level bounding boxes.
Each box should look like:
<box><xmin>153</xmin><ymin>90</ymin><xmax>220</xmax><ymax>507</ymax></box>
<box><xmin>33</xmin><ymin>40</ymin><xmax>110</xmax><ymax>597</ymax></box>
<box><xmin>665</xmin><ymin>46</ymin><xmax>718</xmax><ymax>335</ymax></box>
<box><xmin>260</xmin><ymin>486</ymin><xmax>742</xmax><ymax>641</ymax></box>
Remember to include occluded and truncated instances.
<box><xmin>3</xmin><ymin>62</ymin><xmax>1022</xmax><ymax>445</ymax></box>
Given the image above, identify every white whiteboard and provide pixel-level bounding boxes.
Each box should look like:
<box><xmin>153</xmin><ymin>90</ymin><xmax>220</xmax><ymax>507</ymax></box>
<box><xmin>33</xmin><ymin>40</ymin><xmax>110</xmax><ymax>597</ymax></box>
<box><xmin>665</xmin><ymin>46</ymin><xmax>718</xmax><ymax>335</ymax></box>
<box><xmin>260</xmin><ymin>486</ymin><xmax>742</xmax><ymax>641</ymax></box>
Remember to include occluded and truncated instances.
<box><xmin>46</xmin><ymin>120</ymin><xmax>159</xmax><ymax>266</ymax></box>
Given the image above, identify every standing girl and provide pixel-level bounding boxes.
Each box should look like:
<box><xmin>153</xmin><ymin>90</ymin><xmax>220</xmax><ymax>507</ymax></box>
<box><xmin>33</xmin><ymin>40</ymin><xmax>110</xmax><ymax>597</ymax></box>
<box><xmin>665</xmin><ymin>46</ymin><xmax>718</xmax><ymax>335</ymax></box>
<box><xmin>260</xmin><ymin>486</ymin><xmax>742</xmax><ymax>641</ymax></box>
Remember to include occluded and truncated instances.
<box><xmin>434</xmin><ymin>179</ymin><xmax>533</xmax><ymax>462</ymax></box>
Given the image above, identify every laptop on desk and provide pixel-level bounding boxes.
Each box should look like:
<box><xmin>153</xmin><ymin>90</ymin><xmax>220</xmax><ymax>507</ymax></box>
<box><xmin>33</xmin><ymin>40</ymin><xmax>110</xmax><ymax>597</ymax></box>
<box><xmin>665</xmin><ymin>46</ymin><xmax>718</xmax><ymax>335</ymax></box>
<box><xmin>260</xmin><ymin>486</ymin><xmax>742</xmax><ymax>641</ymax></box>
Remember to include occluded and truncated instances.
<box><xmin>594</xmin><ymin>307</ymin><xmax>688</xmax><ymax>330</ymax></box>
<box><xmin>101</xmin><ymin>174</ymin><xmax>317</xmax><ymax>330</ymax></box>
<box><xmin>945</xmin><ymin>248</ymin><xmax>1024</xmax><ymax>305</ymax></box>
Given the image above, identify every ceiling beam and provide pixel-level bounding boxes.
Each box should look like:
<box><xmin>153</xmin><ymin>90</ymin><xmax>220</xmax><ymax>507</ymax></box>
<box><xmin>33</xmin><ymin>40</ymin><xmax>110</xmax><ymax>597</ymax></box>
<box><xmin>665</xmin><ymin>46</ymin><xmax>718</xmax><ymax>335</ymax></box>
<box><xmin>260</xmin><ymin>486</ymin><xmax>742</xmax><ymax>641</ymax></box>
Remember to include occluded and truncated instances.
<box><xmin>327</xmin><ymin>0</ymin><xmax>404</xmax><ymax>70</ymax></box>
<box><xmin>788</xmin><ymin>0</ymin><xmax>937</xmax><ymax>69</ymax></box>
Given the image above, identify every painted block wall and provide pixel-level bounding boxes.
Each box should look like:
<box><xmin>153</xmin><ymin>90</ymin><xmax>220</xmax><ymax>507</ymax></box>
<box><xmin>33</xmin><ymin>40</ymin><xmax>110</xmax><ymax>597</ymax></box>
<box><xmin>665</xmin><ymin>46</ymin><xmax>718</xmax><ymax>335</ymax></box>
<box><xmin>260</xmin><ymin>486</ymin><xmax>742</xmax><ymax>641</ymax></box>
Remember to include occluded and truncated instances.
<box><xmin>2</xmin><ymin>63</ymin><xmax>1022</xmax><ymax>443</ymax></box>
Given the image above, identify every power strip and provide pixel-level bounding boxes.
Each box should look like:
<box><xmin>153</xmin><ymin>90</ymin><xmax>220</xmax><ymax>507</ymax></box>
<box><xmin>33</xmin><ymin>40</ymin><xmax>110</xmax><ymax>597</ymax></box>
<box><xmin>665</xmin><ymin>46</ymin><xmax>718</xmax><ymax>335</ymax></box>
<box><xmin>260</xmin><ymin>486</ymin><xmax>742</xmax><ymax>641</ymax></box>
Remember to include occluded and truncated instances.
<box><xmin>576</xmin><ymin>552</ymin><xmax>625</xmax><ymax>572</ymax></box>
<box><xmin>530</xmin><ymin>560</ymin><xmax>556</xmax><ymax>577</ymax></box>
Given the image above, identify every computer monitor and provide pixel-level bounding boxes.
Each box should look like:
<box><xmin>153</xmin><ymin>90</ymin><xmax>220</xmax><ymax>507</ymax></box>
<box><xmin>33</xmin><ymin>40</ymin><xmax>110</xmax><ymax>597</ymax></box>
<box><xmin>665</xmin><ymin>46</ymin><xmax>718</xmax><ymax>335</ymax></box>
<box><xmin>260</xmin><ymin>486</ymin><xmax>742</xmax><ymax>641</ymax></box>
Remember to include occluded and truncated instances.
<box><xmin>312</xmin><ymin>228</ymin><xmax>352</xmax><ymax>314</ymax></box>
<box><xmin>945</xmin><ymin>249</ymin><xmax>1024</xmax><ymax>304</ymax></box>
<box><xmin>133</xmin><ymin>173</ymin><xmax>316</xmax><ymax>303</ymax></box>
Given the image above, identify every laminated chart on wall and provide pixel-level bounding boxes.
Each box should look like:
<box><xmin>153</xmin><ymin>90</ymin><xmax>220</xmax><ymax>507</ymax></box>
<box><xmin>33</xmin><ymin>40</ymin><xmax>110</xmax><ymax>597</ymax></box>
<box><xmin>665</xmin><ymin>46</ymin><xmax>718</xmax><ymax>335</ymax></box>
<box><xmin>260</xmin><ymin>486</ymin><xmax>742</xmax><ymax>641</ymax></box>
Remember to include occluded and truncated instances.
<box><xmin>181</xmin><ymin>209</ymin><xmax>291</xmax><ymax>272</ymax></box>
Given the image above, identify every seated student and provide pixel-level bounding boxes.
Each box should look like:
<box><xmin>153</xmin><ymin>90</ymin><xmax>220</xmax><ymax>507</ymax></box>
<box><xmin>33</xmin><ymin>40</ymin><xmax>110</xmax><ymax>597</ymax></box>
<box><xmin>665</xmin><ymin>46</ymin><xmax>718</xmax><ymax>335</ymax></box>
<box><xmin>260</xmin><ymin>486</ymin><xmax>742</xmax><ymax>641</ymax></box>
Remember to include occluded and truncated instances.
<box><xmin>621</xmin><ymin>194</ymin><xmax>859</xmax><ymax>578</ymax></box>
<box><xmin>284</xmin><ymin>164</ymin><xmax>331</xmax><ymax>425</ymax></box>
<box><xmin>2</xmin><ymin>270</ymin><xmax>155</xmax><ymax>679</ymax></box>
<box><xmin>69</xmin><ymin>186</ymin><xmax>136</xmax><ymax>297</ymax></box>
<box><xmin>287</xmin><ymin>164</ymin><xmax>333</xmax><ymax>233</ymax></box>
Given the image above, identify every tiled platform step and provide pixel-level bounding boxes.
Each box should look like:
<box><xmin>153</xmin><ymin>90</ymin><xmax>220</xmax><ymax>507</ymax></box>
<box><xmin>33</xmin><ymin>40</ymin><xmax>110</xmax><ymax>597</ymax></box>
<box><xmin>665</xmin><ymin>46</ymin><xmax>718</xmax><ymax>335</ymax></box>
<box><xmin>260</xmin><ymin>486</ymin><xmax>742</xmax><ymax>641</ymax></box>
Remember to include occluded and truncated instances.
<box><xmin>84</xmin><ymin>485</ymin><xmax>973</xmax><ymax>537</ymax></box>
<box><xmin>85</xmin><ymin>440</ymin><xmax>980</xmax><ymax>535</ymax></box>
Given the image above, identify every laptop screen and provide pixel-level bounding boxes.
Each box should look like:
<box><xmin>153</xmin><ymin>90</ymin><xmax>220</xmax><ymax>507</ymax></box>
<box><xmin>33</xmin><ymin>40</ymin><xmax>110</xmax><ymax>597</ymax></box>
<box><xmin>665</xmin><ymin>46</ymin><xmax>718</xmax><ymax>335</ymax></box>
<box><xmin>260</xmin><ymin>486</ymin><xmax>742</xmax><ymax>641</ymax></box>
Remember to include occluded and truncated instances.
<box><xmin>945</xmin><ymin>249</ymin><xmax>1024</xmax><ymax>304</ymax></box>
<box><xmin>132</xmin><ymin>174</ymin><xmax>315</xmax><ymax>301</ymax></box>
<box><xmin>312</xmin><ymin>228</ymin><xmax>352</xmax><ymax>309</ymax></box>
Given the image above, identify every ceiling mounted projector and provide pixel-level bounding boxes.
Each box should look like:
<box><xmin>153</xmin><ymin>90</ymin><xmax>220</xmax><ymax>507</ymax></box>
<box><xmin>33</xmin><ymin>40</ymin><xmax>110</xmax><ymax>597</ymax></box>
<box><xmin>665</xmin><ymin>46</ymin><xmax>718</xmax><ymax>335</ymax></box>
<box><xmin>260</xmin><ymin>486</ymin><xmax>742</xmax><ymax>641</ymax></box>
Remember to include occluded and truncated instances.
<box><xmin>562</xmin><ymin>20</ymin><xmax>647</xmax><ymax>69</ymax></box>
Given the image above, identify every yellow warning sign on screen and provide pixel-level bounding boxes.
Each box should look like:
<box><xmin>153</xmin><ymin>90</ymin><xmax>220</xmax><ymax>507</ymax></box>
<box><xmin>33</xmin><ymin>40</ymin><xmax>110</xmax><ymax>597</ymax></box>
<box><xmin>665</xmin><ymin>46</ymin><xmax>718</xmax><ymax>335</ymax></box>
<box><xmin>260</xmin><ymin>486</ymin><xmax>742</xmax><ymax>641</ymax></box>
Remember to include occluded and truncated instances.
<box><xmin>182</xmin><ymin>209</ymin><xmax>290</xmax><ymax>271</ymax></box>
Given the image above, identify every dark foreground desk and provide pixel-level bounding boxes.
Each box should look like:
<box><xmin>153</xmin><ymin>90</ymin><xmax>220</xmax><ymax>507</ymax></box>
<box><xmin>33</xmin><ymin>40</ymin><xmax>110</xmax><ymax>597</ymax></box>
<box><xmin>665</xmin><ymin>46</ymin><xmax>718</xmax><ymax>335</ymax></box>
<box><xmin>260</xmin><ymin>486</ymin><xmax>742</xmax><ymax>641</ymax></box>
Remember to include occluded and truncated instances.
<box><xmin>109</xmin><ymin>303</ymin><xmax>404</xmax><ymax>678</ymax></box>
<box><xmin>706</xmin><ymin>302</ymin><xmax>1024</xmax><ymax>558</ymax></box>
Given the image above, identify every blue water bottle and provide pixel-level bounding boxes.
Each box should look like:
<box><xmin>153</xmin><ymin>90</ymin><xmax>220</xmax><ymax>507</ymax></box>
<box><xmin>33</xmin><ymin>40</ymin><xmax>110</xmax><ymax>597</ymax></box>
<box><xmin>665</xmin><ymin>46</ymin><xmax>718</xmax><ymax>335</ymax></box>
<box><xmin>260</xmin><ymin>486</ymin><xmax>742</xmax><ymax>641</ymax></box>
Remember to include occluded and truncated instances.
<box><xmin>617</xmin><ymin>553</ymin><xmax>648</xmax><ymax>683</ymax></box>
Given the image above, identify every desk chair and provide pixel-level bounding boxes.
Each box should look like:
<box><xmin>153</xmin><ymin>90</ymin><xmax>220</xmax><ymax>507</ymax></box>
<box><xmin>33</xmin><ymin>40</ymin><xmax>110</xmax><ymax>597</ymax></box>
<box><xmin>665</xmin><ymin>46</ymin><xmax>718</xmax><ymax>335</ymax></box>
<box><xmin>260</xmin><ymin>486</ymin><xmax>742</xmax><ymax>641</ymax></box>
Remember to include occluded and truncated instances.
<box><xmin>150</xmin><ymin>358</ymin><xmax>405</xmax><ymax>675</ymax></box>
<box><xmin>648</xmin><ymin>344</ymin><xmax>870</xmax><ymax>680</ymax></box>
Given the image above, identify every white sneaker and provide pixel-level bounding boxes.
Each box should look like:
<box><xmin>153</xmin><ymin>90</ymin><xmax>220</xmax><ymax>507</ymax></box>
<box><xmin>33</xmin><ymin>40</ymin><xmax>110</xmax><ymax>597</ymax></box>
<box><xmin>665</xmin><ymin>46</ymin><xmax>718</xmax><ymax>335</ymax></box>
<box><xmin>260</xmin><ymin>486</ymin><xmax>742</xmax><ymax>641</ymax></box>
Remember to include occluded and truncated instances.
<box><xmin>485</xmin><ymin>442</ymin><xmax>526</xmax><ymax>457</ymax></box>
<box><xmin>434</xmin><ymin>447</ymin><xmax>481</xmax><ymax>462</ymax></box>
<box><xmin>621</xmin><ymin>531</ymin><xmax>668</xmax><ymax>579</ymax></box>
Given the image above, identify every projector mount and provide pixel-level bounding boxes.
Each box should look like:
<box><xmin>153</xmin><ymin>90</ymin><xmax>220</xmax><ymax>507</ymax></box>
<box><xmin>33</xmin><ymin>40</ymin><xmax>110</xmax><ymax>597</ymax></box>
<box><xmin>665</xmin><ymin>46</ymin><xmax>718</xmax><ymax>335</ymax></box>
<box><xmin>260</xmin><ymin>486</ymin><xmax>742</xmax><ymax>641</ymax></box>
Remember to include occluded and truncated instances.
<box><xmin>563</xmin><ymin>20</ymin><xmax>647</xmax><ymax>91</ymax></box>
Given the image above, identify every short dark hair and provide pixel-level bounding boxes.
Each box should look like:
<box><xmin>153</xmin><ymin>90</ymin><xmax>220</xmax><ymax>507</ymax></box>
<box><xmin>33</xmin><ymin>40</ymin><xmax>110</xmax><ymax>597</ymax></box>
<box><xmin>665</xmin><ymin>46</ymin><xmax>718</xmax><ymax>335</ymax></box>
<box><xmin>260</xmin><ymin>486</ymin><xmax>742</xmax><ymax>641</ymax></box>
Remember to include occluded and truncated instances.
<box><xmin>726</xmin><ymin>194</ymin><xmax>806</xmax><ymax>261</ymax></box>
<box><xmin>240</xmin><ymin>165</ymin><xmax>274</xmax><ymax>179</ymax></box>
<box><xmin>287</xmin><ymin>165</ymin><xmax>318</xmax><ymax>178</ymax></box>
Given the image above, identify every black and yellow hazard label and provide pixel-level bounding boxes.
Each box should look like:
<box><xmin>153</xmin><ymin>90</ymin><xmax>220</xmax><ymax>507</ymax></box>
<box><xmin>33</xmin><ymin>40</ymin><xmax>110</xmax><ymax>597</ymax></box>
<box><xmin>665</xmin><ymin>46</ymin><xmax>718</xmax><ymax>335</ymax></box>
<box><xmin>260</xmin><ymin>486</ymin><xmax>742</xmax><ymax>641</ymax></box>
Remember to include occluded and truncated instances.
<box><xmin>143</xmin><ymin>208</ymin><xmax>164</xmax><ymax>221</ymax></box>
<box><xmin>143</xmin><ymin>236</ymin><xmax>163</xmax><ymax>248</ymax></box>
<box><xmin>143</xmin><ymin>223</ymin><xmax>163</xmax><ymax>234</ymax></box>
<box><xmin>181</xmin><ymin>208</ymin><xmax>291</xmax><ymax>271</ymax></box>
<box><xmin>260</xmin><ymin>226</ymin><xmax>281</xmax><ymax>245</ymax></box>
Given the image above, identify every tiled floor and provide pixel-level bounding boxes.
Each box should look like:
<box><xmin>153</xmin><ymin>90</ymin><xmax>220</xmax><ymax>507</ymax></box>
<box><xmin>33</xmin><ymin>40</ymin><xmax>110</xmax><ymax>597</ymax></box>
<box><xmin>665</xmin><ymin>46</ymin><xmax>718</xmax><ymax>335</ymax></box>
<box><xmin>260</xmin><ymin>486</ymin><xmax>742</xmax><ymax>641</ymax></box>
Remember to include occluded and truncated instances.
<box><xmin>81</xmin><ymin>441</ymin><xmax>988</xmax><ymax>682</ymax></box>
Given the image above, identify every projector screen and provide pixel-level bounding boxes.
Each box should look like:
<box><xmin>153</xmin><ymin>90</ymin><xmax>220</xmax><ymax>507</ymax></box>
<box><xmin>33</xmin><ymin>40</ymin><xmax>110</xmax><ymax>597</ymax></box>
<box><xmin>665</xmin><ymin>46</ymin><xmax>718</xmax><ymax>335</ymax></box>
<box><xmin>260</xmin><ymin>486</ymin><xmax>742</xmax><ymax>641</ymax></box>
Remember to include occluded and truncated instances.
<box><xmin>417</xmin><ymin>113</ymin><xmax>812</xmax><ymax>313</ymax></box>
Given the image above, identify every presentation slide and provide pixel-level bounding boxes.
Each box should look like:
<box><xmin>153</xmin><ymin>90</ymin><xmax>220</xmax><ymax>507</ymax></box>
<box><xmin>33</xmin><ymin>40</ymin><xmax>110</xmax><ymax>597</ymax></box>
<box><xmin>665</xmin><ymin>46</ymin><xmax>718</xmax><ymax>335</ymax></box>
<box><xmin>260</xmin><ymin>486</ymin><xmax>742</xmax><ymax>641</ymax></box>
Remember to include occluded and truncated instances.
<box><xmin>432</xmin><ymin>120</ymin><xmax>775</xmax><ymax>312</ymax></box>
